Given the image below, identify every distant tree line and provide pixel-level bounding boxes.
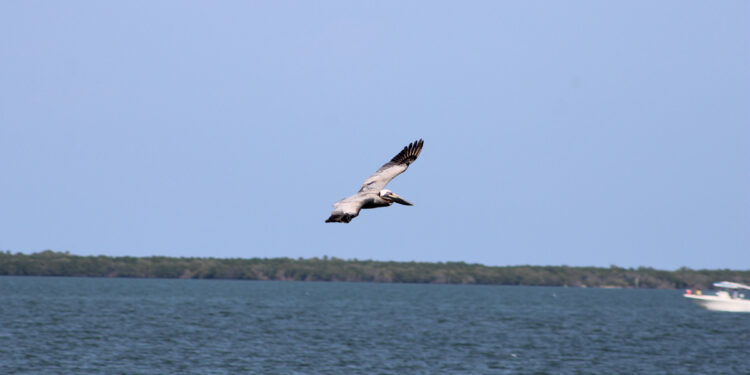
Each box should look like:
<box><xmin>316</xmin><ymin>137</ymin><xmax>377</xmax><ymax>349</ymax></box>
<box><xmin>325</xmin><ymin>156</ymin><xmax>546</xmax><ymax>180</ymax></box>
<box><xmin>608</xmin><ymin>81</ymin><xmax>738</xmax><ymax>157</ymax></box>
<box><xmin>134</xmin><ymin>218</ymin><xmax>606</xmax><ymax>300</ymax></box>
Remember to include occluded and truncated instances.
<box><xmin>1</xmin><ymin>250</ymin><xmax>748</xmax><ymax>290</ymax></box>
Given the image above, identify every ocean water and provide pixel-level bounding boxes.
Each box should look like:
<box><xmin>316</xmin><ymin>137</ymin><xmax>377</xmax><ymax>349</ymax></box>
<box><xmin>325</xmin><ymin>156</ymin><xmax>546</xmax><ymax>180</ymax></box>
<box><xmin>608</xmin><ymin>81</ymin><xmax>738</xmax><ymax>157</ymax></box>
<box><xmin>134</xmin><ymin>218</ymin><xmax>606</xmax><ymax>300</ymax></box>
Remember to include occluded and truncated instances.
<box><xmin>0</xmin><ymin>277</ymin><xmax>747</xmax><ymax>374</ymax></box>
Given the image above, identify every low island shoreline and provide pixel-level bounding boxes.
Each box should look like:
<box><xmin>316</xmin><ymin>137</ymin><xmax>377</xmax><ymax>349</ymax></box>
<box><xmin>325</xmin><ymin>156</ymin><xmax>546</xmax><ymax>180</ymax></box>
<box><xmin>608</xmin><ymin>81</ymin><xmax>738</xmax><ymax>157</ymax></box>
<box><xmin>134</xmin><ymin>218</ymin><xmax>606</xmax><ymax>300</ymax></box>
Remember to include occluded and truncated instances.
<box><xmin>1</xmin><ymin>250</ymin><xmax>747</xmax><ymax>290</ymax></box>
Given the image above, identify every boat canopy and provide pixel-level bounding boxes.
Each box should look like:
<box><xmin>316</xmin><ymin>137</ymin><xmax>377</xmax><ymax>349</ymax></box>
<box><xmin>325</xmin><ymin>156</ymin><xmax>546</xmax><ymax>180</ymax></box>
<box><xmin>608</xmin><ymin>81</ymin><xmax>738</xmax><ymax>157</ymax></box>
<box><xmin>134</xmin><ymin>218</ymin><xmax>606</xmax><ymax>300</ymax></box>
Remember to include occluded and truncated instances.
<box><xmin>713</xmin><ymin>281</ymin><xmax>750</xmax><ymax>290</ymax></box>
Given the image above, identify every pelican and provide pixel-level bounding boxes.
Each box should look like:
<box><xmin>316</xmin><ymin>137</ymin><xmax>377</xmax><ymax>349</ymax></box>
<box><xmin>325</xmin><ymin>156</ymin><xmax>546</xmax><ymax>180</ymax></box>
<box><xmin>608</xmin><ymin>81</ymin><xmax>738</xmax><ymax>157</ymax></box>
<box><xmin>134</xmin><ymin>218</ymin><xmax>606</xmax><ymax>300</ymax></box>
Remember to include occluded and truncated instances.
<box><xmin>326</xmin><ymin>139</ymin><xmax>424</xmax><ymax>223</ymax></box>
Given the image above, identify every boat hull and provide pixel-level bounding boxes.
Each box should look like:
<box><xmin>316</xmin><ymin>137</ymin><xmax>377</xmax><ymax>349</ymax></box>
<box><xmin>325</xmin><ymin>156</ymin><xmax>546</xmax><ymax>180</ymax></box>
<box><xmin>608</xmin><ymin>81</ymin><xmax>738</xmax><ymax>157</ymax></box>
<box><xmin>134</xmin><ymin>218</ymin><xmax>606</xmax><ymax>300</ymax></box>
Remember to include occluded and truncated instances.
<box><xmin>684</xmin><ymin>294</ymin><xmax>750</xmax><ymax>313</ymax></box>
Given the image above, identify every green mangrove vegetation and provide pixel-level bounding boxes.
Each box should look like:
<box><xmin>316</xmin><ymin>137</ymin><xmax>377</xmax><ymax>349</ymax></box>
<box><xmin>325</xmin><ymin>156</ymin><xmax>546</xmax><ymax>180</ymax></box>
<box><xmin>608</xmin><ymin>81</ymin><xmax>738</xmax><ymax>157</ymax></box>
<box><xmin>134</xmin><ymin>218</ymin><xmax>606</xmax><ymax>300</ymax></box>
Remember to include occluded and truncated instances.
<box><xmin>1</xmin><ymin>250</ymin><xmax>747</xmax><ymax>289</ymax></box>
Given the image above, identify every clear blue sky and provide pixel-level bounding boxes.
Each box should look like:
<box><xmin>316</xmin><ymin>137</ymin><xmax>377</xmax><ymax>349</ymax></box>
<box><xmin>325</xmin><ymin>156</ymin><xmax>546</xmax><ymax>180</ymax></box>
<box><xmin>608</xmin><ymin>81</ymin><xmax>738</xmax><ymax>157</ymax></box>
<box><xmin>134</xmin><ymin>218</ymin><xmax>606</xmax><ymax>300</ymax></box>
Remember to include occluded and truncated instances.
<box><xmin>1</xmin><ymin>2</ymin><xmax>748</xmax><ymax>269</ymax></box>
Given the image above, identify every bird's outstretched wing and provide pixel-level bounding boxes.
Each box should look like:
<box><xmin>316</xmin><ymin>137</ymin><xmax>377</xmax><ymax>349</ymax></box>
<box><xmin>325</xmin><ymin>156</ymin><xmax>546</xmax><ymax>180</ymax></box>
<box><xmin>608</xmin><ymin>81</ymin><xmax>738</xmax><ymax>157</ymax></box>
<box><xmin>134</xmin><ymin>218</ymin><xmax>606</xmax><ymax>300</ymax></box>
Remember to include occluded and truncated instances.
<box><xmin>359</xmin><ymin>139</ymin><xmax>424</xmax><ymax>192</ymax></box>
<box><xmin>325</xmin><ymin>195</ymin><xmax>365</xmax><ymax>223</ymax></box>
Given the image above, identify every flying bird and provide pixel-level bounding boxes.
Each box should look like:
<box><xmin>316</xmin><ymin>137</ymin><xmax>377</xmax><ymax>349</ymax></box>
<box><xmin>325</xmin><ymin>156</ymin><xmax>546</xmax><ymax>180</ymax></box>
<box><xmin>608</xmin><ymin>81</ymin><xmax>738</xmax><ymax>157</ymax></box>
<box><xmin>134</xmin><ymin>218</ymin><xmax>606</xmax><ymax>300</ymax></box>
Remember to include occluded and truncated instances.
<box><xmin>326</xmin><ymin>139</ymin><xmax>424</xmax><ymax>223</ymax></box>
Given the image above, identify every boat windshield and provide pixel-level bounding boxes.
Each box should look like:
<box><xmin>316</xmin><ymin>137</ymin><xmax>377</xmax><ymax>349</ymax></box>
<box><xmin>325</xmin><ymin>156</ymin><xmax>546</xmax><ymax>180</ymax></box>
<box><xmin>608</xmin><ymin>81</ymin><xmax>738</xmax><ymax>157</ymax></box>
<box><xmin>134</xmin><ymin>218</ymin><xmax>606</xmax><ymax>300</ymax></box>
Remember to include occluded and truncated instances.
<box><xmin>713</xmin><ymin>281</ymin><xmax>750</xmax><ymax>291</ymax></box>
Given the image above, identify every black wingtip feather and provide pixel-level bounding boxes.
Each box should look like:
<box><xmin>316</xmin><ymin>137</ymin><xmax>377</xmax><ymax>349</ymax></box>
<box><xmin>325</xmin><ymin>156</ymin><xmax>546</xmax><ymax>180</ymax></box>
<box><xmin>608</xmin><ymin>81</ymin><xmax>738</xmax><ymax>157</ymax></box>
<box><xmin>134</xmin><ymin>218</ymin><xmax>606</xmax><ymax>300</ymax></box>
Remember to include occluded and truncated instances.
<box><xmin>389</xmin><ymin>139</ymin><xmax>424</xmax><ymax>166</ymax></box>
<box><xmin>326</xmin><ymin>214</ymin><xmax>353</xmax><ymax>223</ymax></box>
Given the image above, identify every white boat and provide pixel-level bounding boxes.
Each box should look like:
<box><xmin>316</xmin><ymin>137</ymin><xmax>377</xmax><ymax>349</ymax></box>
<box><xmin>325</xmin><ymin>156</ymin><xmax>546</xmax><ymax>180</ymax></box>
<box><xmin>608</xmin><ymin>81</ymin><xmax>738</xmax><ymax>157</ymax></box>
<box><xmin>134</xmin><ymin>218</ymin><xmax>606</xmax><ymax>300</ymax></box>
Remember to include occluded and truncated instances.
<box><xmin>684</xmin><ymin>281</ymin><xmax>750</xmax><ymax>312</ymax></box>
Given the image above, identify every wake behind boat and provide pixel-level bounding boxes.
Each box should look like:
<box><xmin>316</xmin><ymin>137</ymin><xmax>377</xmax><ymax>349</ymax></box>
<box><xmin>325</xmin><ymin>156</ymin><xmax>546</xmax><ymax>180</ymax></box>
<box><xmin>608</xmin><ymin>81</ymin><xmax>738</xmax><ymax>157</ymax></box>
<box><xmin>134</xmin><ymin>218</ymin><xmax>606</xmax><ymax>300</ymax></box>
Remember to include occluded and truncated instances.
<box><xmin>684</xmin><ymin>281</ymin><xmax>750</xmax><ymax>313</ymax></box>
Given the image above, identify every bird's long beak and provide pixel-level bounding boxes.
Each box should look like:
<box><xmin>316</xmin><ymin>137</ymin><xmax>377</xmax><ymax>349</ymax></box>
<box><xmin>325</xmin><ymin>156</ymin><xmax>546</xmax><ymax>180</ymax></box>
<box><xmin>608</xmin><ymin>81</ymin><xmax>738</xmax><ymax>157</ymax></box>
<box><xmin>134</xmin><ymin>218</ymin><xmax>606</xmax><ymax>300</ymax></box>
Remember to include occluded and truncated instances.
<box><xmin>389</xmin><ymin>192</ymin><xmax>414</xmax><ymax>206</ymax></box>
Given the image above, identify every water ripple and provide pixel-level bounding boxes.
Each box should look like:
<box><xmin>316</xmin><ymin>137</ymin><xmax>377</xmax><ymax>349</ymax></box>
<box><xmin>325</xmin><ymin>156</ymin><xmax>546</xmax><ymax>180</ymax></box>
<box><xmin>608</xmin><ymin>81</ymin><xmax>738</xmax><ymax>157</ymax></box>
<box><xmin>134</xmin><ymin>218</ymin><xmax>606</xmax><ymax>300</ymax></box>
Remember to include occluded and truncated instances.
<box><xmin>0</xmin><ymin>277</ymin><xmax>747</xmax><ymax>374</ymax></box>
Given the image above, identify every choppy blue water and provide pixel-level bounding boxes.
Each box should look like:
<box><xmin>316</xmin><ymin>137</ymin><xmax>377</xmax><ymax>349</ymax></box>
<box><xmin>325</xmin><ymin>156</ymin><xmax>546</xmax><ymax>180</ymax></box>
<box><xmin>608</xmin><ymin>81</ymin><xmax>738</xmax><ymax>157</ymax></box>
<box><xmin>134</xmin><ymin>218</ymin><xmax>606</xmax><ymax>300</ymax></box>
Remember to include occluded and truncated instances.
<box><xmin>0</xmin><ymin>277</ymin><xmax>747</xmax><ymax>374</ymax></box>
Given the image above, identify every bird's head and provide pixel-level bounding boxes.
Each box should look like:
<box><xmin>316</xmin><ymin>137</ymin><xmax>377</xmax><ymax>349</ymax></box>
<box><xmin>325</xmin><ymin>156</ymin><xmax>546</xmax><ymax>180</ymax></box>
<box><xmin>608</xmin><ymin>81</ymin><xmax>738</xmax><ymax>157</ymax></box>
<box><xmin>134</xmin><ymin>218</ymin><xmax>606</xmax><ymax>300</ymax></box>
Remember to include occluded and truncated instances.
<box><xmin>379</xmin><ymin>189</ymin><xmax>414</xmax><ymax>206</ymax></box>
